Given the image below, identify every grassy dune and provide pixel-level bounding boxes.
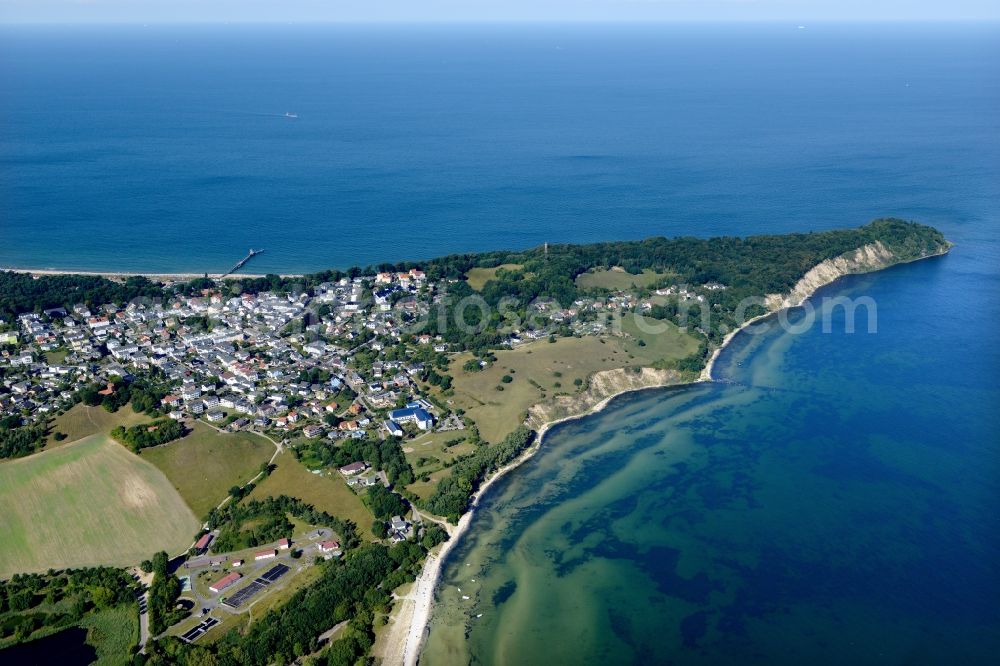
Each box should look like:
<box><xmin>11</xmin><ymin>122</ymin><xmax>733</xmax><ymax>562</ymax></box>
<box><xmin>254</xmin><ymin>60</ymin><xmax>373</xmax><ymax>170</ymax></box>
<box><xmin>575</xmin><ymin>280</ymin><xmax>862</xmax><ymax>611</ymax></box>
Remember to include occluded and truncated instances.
<box><xmin>142</xmin><ymin>422</ymin><xmax>275</xmax><ymax>518</ymax></box>
<box><xmin>0</xmin><ymin>435</ymin><xmax>199</xmax><ymax>577</ymax></box>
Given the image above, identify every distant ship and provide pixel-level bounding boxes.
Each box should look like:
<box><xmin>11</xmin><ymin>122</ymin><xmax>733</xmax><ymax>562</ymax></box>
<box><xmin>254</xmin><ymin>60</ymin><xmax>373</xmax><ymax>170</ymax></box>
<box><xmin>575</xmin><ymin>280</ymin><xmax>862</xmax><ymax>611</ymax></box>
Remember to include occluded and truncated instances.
<box><xmin>284</xmin><ymin>112</ymin><xmax>298</xmax><ymax>119</ymax></box>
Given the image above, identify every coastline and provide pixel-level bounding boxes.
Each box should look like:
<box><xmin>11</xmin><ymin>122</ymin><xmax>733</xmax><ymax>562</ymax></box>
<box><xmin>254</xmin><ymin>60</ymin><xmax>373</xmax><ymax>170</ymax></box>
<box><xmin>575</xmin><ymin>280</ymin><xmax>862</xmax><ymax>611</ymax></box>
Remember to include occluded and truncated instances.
<box><xmin>390</xmin><ymin>384</ymin><xmax>682</xmax><ymax>666</ymax></box>
<box><xmin>699</xmin><ymin>309</ymin><xmax>771</xmax><ymax>382</ymax></box>
<box><xmin>5</xmin><ymin>241</ymin><xmax>952</xmax><ymax>664</ymax></box>
<box><xmin>389</xmin><ymin>241</ymin><xmax>953</xmax><ymax>666</ymax></box>
<box><xmin>702</xmin><ymin>242</ymin><xmax>954</xmax><ymax>381</ymax></box>
<box><xmin>0</xmin><ymin>267</ymin><xmax>304</xmax><ymax>280</ymax></box>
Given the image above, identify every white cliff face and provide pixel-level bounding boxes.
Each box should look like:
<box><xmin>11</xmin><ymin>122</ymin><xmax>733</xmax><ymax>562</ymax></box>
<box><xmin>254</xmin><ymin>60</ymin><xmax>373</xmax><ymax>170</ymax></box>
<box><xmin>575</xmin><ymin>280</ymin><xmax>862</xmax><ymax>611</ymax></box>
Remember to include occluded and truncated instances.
<box><xmin>526</xmin><ymin>366</ymin><xmax>681</xmax><ymax>429</ymax></box>
<box><xmin>701</xmin><ymin>238</ymin><xmax>949</xmax><ymax>382</ymax></box>
<box><xmin>530</xmin><ymin>238</ymin><xmax>950</xmax><ymax>422</ymax></box>
<box><xmin>766</xmin><ymin>241</ymin><xmax>899</xmax><ymax>311</ymax></box>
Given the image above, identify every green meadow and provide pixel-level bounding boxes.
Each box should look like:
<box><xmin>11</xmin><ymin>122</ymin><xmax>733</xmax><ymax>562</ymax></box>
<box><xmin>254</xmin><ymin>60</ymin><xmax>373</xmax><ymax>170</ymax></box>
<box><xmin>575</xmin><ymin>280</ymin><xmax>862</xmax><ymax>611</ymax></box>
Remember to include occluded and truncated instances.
<box><xmin>0</xmin><ymin>435</ymin><xmax>199</xmax><ymax>577</ymax></box>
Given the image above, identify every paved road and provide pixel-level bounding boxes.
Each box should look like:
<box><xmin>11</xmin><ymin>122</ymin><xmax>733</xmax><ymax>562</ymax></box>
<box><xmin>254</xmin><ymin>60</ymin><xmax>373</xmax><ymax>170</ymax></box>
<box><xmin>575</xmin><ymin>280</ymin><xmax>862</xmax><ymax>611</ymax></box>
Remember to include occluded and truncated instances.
<box><xmin>138</xmin><ymin>590</ymin><xmax>150</xmax><ymax>652</ymax></box>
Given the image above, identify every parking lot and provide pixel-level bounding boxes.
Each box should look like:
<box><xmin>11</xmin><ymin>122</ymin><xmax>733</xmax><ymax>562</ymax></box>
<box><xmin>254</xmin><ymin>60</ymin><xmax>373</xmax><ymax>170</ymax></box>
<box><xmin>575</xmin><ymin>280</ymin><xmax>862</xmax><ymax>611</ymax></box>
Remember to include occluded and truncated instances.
<box><xmin>180</xmin><ymin>617</ymin><xmax>219</xmax><ymax>643</ymax></box>
<box><xmin>222</xmin><ymin>563</ymin><xmax>290</xmax><ymax>609</ymax></box>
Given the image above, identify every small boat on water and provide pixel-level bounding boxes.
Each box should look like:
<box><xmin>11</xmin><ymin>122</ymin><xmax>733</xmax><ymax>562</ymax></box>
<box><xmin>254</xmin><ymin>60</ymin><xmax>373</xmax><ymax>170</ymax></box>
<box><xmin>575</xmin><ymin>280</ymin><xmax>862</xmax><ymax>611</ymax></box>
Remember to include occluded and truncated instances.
<box><xmin>284</xmin><ymin>112</ymin><xmax>298</xmax><ymax>119</ymax></box>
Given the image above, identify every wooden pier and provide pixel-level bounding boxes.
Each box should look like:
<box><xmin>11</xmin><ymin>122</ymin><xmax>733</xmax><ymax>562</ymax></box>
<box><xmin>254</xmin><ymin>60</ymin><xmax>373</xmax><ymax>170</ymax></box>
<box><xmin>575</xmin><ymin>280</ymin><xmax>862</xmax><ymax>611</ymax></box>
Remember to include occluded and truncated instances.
<box><xmin>220</xmin><ymin>248</ymin><xmax>264</xmax><ymax>278</ymax></box>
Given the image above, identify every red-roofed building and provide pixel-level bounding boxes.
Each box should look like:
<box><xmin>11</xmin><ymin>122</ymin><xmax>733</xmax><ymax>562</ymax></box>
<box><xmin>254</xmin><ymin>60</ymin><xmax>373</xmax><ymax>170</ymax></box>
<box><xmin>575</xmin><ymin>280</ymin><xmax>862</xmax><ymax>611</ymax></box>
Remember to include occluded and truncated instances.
<box><xmin>277</xmin><ymin>538</ymin><xmax>291</xmax><ymax>550</ymax></box>
<box><xmin>194</xmin><ymin>533</ymin><xmax>213</xmax><ymax>554</ymax></box>
<box><xmin>254</xmin><ymin>549</ymin><xmax>276</xmax><ymax>561</ymax></box>
<box><xmin>209</xmin><ymin>572</ymin><xmax>241</xmax><ymax>593</ymax></box>
<box><xmin>319</xmin><ymin>540</ymin><xmax>340</xmax><ymax>553</ymax></box>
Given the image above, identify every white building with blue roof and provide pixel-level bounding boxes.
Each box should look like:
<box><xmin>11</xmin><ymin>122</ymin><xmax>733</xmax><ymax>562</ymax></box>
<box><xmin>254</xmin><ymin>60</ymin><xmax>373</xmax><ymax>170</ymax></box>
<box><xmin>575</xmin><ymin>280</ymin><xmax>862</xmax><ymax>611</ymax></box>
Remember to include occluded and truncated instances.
<box><xmin>388</xmin><ymin>406</ymin><xmax>434</xmax><ymax>431</ymax></box>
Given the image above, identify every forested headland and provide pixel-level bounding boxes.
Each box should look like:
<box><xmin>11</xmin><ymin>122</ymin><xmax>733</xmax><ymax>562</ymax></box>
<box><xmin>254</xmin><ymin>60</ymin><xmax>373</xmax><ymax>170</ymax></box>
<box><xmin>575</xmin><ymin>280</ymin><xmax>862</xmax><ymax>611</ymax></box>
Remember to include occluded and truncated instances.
<box><xmin>2</xmin><ymin>219</ymin><xmax>946</xmax><ymax>323</ymax></box>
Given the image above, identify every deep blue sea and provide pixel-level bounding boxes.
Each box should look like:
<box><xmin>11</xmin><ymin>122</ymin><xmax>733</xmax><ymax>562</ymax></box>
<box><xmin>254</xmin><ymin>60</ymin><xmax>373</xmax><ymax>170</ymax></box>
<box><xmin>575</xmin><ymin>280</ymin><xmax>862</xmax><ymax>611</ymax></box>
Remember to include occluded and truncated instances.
<box><xmin>2</xmin><ymin>23</ymin><xmax>998</xmax><ymax>664</ymax></box>
<box><xmin>0</xmin><ymin>23</ymin><xmax>997</xmax><ymax>273</ymax></box>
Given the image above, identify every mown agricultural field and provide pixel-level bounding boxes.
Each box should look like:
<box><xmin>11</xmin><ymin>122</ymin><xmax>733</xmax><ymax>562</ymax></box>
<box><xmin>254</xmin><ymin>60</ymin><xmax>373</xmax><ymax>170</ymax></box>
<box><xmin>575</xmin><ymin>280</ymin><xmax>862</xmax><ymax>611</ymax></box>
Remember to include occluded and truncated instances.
<box><xmin>406</xmin><ymin>468</ymin><xmax>452</xmax><ymax>503</ymax></box>
<box><xmin>402</xmin><ymin>431</ymin><xmax>474</xmax><ymax>479</ymax></box>
<box><xmin>448</xmin><ymin>337</ymin><xmax>628</xmax><ymax>443</ymax></box>
<box><xmin>142</xmin><ymin>422</ymin><xmax>275</xmax><ymax>518</ymax></box>
<box><xmin>0</xmin><ymin>435</ymin><xmax>199</xmax><ymax>578</ymax></box>
<box><xmin>617</xmin><ymin>312</ymin><xmax>702</xmax><ymax>365</ymax></box>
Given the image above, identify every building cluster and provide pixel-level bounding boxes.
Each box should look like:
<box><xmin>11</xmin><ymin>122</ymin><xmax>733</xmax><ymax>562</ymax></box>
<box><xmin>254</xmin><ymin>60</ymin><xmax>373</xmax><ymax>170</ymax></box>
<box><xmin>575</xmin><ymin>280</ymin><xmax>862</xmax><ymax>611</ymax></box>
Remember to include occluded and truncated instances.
<box><xmin>1</xmin><ymin>272</ymin><xmax>438</xmax><ymax>441</ymax></box>
<box><xmin>1</xmin><ymin>271</ymin><xmax>726</xmax><ymax>450</ymax></box>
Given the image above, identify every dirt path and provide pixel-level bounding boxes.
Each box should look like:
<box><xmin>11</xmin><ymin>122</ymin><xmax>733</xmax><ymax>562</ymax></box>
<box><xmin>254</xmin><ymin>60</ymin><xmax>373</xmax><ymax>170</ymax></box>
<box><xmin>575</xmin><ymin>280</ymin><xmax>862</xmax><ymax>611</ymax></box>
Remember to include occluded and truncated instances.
<box><xmin>189</xmin><ymin>423</ymin><xmax>283</xmax><ymax>535</ymax></box>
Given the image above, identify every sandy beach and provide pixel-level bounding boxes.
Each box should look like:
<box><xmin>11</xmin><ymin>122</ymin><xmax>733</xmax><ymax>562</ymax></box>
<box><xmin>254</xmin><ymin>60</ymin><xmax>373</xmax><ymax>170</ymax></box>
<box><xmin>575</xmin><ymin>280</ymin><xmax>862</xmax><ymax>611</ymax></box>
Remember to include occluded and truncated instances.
<box><xmin>383</xmin><ymin>433</ymin><xmax>545</xmax><ymax>666</ymax></box>
<box><xmin>0</xmin><ymin>267</ymin><xmax>303</xmax><ymax>281</ymax></box>
<box><xmin>386</xmin><ymin>380</ymin><xmax>695</xmax><ymax>666</ymax></box>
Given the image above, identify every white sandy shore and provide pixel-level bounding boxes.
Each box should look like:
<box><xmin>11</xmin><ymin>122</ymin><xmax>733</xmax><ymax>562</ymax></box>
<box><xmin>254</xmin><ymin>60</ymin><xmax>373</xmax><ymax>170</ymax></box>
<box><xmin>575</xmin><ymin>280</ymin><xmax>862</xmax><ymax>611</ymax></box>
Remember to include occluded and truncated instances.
<box><xmin>386</xmin><ymin>314</ymin><xmax>803</xmax><ymax>666</ymax></box>
<box><xmin>387</xmin><ymin>245</ymin><xmax>953</xmax><ymax>666</ymax></box>
<box><xmin>389</xmin><ymin>387</ymin><xmax>664</xmax><ymax>666</ymax></box>
<box><xmin>0</xmin><ymin>267</ymin><xmax>303</xmax><ymax>280</ymax></box>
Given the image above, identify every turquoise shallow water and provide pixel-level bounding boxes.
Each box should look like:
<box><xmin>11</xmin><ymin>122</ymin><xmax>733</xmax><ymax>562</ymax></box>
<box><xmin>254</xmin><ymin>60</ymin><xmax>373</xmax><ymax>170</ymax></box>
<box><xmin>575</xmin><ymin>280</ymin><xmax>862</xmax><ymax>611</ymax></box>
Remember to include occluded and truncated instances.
<box><xmin>422</xmin><ymin>250</ymin><xmax>1000</xmax><ymax>664</ymax></box>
